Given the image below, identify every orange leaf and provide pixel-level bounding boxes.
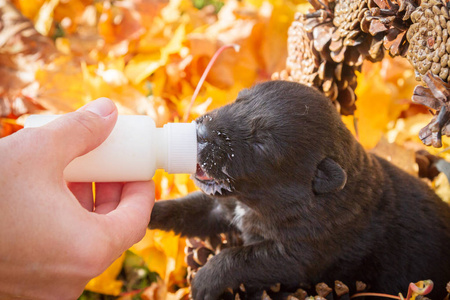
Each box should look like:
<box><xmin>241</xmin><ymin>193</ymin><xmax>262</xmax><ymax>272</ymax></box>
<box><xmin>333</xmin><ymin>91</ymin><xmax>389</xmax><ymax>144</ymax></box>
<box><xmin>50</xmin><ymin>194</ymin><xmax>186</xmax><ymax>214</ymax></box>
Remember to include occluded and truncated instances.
<box><xmin>98</xmin><ymin>1</ymin><xmax>145</xmax><ymax>44</ymax></box>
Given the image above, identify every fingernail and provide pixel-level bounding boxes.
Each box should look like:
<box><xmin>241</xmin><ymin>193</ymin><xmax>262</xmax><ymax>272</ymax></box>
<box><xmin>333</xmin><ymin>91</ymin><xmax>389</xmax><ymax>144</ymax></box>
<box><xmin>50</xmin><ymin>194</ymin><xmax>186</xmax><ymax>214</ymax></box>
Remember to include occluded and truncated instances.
<box><xmin>79</xmin><ymin>98</ymin><xmax>115</xmax><ymax>117</ymax></box>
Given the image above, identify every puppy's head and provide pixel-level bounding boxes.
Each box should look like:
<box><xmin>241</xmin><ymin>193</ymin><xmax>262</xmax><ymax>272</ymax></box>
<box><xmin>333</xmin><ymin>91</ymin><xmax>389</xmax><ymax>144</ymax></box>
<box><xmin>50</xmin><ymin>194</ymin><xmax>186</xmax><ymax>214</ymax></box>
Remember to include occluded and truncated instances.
<box><xmin>193</xmin><ymin>80</ymin><xmax>352</xmax><ymax>197</ymax></box>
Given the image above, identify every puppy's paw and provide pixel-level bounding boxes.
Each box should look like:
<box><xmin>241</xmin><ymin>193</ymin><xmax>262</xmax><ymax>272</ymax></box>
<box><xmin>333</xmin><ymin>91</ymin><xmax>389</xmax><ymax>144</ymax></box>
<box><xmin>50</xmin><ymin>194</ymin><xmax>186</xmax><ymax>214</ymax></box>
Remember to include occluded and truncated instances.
<box><xmin>149</xmin><ymin>200</ymin><xmax>178</xmax><ymax>230</ymax></box>
<box><xmin>191</xmin><ymin>264</ymin><xmax>231</xmax><ymax>300</ymax></box>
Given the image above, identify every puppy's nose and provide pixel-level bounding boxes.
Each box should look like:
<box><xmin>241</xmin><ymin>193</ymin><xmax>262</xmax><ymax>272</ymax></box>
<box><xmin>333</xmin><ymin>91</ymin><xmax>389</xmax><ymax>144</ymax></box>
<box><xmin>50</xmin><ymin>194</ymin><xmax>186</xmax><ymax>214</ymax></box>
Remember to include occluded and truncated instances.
<box><xmin>196</xmin><ymin>115</ymin><xmax>212</xmax><ymax>142</ymax></box>
<box><xmin>197</xmin><ymin>122</ymin><xmax>208</xmax><ymax>142</ymax></box>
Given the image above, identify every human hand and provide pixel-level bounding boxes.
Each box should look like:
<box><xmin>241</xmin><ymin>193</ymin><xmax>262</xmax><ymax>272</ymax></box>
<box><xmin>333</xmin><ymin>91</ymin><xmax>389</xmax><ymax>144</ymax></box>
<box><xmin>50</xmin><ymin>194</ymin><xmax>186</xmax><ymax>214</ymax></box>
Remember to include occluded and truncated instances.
<box><xmin>0</xmin><ymin>98</ymin><xmax>155</xmax><ymax>300</ymax></box>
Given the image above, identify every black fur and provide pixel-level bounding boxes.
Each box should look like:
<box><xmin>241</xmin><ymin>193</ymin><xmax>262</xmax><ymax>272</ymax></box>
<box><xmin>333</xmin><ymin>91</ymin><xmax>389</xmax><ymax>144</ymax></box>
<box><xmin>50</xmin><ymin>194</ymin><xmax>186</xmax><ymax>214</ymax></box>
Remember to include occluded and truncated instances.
<box><xmin>149</xmin><ymin>81</ymin><xmax>450</xmax><ymax>299</ymax></box>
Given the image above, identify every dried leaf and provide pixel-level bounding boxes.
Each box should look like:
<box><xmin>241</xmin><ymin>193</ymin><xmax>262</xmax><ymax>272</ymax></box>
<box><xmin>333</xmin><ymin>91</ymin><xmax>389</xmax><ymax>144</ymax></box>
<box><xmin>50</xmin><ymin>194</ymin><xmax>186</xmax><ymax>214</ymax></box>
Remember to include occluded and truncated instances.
<box><xmin>370</xmin><ymin>137</ymin><xmax>418</xmax><ymax>175</ymax></box>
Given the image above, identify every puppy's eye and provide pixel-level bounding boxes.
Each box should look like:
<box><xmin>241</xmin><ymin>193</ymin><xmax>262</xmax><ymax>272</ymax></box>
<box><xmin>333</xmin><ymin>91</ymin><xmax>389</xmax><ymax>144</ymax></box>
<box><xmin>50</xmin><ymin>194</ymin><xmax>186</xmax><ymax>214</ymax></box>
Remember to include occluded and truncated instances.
<box><xmin>253</xmin><ymin>142</ymin><xmax>267</xmax><ymax>155</ymax></box>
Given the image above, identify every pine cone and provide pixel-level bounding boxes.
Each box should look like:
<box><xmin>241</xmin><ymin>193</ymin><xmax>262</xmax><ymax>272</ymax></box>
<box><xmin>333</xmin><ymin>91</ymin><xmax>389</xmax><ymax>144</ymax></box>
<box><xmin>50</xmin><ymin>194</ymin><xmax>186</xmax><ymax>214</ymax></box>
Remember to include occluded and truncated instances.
<box><xmin>186</xmin><ymin>233</ymin><xmax>243</xmax><ymax>286</ymax></box>
<box><xmin>406</xmin><ymin>0</ymin><xmax>450</xmax><ymax>82</ymax></box>
<box><xmin>272</xmin><ymin>4</ymin><xmax>359</xmax><ymax>115</ymax></box>
<box><xmin>280</xmin><ymin>14</ymin><xmax>322</xmax><ymax>87</ymax></box>
<box><xmin>411</xmin><ymin>71</ymin><xmax>450</xmax><ymax>147</ymax></box>
<box><xmin>273</xmin><ymin>0</ymin><xmax>417</xmax><ymax>116</ymax></box>
<box><xmin>331</xmin><ymin>0</ymin><xmax>377</xmax><ymax>64</ymax></box>
<box><xmin>326</xmin><ymin>0</ymin><xmax>417</xmax><ymax>62</ymax></box>
<box><xmin>404</xmin><ymin>0</ymin><xmax>450</xmax><ymax>147</ymax></box>
<box><xmin>361</xmin><ymin>0</ymin><xmax>417</xmax><ymax>57</ymax></box>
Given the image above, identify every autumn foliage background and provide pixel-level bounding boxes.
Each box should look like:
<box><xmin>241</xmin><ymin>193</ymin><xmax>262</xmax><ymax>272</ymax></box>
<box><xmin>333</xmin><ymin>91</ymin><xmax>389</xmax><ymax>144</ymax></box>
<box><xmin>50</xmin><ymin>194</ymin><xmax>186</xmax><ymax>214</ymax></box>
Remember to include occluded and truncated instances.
<box><xmin>1</xmin><ymin>0</ymin><xmax>450</xmax><ymax>299</ymax></box>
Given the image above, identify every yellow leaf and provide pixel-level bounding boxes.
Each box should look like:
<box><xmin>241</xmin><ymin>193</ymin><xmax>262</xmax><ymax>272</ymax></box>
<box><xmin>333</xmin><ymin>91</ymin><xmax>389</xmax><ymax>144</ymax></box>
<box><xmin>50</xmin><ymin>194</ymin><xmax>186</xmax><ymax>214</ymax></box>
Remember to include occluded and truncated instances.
<box><xmin>166</xmin><ymin>238</ymin><xmax>189</xmax><ymax>291</ymax></box>
<box><xmin>11</xmin><ymin>0</ymin><xmax>46</xmax><ymax>20</ymax></box>
<box><xmin>342</xmin><ymin>59</ymin><xmax>412</xmax><ymax>149</ymax></box>
<box><xmin>125</xmin><ymin>24</ymin><xmax>185</xmax><ymax>85</ymax></box>
<box><xmin>35</xmin><ymin>56</ymin><xmax>87</xmax><ymax>112</ymax></box>
<box><xmin>174</xmin><ymin>174</ymin><xmax>192</xmax><ymax>196</ymax></box>
<box><xmin>125</xmin><ymin>52</ymin><xmax>164</xmax><ymax>85</ymax></box>
<box><xmin>130</xmin><ymin>229</ymin><xmax>185</xmax><ymax>281</ymax></box>
<box><xmin>155</xmin><ymin>229</ymin><xmax>183</xmax><ymax>259</ymax></box>
<box><xmin>55</xmin><ymin>37</ymin><xmax>71</xmax><ymax>55</ymax></box>
<box><xmin>34</xmin><ymin>0</ymin><xmax>59</xmax><ymax>36</ymax></box>
<box><xmin>161</xmin><ymin>24</ymin><xmax>186</xmax><ymax>60</ymax></box>
<box><xmin>244</xmin><ymin>0</ymin><xmax>266</xmax><ymax>8</ymax></box>
<box><xmin>52</xmin><ymin>0</ymin><xmax>95</xmax><ymax>34</ymax></box>
<box><xmin>189</xmin><ymin>81</ymin><xmax>243</xmax><ymax>118</ymax></box>
<box><xmin>296</xmin><ymin>2</ymin><xmax>313</xmax><ymax>13</ymax></box>
<box><xmin>130</xmin><ymin>230</ymin><xmax>168</xmax><ymax>279</ymax></box>
<box><xmin>257</xmin><ymin>1</ymin><xmax>295</xmax><ymax>75</ymax></box>
<box><xmin>85</xmin><ymin>252</ymin><xmax>126</xmax><ymax>296</ymax></box>
<box><xmin>135</xmin><ymin>17</ymin><xmax>171</xmax><ymax>53</ymax></box>
<box><xmin>434</xmin><ymin>172</ymin><xmax>450</xmax><ymax>204</ymax></box>
<box><xmin>150</xmin><ymin>69</ymin><xmax>167</xmax><ymax>98</ymax></box>
<box><xmin>161</xmin><ymin>0</ymin><xmax>186</xmax><ymax>23</ymax></box>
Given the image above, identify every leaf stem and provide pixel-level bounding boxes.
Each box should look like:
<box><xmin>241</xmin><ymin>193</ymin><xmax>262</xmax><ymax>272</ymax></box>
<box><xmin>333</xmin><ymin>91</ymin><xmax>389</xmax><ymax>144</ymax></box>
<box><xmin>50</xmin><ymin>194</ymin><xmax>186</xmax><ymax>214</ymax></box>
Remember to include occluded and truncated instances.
<box><xmin>350</xmin><ymin>292</ymin><xmax>400</xmax><ymax>299</ymax></box>
<box><xmin>119</xmin><ymin>288</ymin><xmax>145</xmax><ymax>296</ymax></box>
<box><xmin>183</xmin><ymin>44</ymin><xmax>240</xmax><ymax>122</ymax></box>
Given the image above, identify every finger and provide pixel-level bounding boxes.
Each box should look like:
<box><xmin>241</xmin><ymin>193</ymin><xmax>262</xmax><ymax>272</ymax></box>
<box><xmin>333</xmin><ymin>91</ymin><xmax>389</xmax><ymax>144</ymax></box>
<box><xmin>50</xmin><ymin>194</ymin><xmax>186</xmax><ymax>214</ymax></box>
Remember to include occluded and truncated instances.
<box><xmin>101</xmin><ymin>181</ymin><xmax>155</xmax><ymax>253</ymax></box>
<box><xmin>67</xmin><ymin>182</ymin><xmax>94</xmax><ymax>211</ymax></box>
<box><xmin>94</xmin><ymin>182</ymin><xmax>124</xmax><ymax>214</ymax></box>
<box><xmin>35</xmin><ymin>98</ymin><xmax>118</xmax><ymax>170</ymax></box>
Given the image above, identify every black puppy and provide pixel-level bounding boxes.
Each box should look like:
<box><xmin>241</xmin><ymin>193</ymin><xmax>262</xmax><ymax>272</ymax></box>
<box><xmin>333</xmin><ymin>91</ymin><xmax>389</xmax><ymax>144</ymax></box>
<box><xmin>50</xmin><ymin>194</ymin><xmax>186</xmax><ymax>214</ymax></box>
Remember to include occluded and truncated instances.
<box><xmin>150</xmin><ymin>80</ymin><xmax>450</xmax><ymax>299</ymax></box>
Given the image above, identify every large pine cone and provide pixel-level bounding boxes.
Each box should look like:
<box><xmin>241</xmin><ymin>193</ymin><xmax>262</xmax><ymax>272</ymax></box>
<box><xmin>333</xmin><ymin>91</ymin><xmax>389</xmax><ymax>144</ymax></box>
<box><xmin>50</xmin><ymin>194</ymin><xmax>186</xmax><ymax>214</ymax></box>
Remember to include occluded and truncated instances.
<box><xmin>406</xmin><ymin>0</ymin><xmax>450</xmax><ymax>82</ymax></box>
<box><xmin>273</xmin><ymin>0</ymin><xmax>417</xmax><ymax>116</ymax></box>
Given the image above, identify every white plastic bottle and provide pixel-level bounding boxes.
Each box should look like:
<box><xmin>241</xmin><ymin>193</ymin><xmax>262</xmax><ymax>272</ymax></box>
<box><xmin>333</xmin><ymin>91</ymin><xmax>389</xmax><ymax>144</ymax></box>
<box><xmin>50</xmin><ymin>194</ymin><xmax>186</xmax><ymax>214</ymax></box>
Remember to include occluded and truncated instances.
<box><xmin>25</xmin><ymin>115</ymin><xmax>197</xmax><ymax>182</ymax></box>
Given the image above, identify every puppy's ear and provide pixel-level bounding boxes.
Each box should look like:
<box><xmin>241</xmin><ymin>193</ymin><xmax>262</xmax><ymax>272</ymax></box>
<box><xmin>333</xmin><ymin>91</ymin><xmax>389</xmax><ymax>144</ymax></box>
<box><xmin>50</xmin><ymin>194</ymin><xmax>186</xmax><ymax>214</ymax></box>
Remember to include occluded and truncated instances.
<box><xmin>236</xmin><ymin>88</ymin><xmax>251</xmax><ymax>102</ymax></box>
<box><xmin>313</xmin><ymin>158</ymin><xmax>347</xmax><ymax>194</ymax></box>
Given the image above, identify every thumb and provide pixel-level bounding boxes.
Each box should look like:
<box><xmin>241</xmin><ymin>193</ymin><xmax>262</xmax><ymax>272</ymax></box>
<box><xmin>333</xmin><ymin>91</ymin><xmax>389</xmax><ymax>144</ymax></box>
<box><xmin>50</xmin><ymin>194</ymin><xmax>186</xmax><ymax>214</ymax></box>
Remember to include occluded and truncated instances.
<box><xmin>42</xmin><ymin>98</ymin><xmax>118</xmax><ymax>169</ymax></box>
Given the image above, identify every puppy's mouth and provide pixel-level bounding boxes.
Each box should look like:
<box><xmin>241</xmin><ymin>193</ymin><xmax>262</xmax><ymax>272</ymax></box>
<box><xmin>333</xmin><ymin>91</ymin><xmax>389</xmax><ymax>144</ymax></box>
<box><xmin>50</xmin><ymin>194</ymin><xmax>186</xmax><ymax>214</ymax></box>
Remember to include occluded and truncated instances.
<box><xmin>192</xmin><ymin>164</ymin><xmax>233</xmax><ymax>196</ymax></box>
